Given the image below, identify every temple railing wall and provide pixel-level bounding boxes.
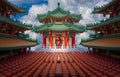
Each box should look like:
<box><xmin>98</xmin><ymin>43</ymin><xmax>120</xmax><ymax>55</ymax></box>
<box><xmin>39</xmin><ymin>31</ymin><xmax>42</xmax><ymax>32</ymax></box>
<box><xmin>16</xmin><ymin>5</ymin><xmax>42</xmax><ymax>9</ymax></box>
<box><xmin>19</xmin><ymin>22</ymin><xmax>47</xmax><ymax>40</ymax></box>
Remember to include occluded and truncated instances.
<box><xmin>37</xmin><ymin>46</ymin><xmax>89</xmax><ymax>52</ymax></box>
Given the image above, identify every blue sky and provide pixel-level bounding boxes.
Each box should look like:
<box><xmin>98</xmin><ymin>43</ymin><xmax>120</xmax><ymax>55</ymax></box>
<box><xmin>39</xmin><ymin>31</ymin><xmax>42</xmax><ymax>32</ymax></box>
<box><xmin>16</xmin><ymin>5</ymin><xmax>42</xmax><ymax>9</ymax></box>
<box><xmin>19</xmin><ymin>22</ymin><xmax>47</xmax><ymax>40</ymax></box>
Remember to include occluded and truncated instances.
<box><xmin>9</xmin><ymin>0</ymin><xmax>48</xmax><ymax>19</ymax></box>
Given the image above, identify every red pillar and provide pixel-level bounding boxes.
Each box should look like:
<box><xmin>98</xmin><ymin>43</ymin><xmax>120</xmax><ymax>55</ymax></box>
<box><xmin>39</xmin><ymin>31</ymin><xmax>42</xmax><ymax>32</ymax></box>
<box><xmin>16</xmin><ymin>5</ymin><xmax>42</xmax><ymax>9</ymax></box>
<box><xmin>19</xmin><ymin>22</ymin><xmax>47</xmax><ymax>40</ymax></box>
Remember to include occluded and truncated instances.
<box><xmin>42</xmin><ymin>34</ymin><xmax>46</xmax><ymax>48</ymax></box>
<box><xmin>67</xmin><ymin>32</ymin><xmax>69</xmax><ymax>48</ymax></box>
<box><xmin>72</xmin><ymin>37</ymin><xmax>74</xmax><ymax>48</ymax></box>
<box><xmin>44</xmin><ymin>37</ymin><xmax>46</xmax><ymax>47</ymax></box>
<box><xmin>72</xmin><ymin>33</ymin><xmax>75</xmax><ymax>48</ymax></box>
<box><xmin>49</xmin><ymin>32</ymin><xmax>53</xmax><ymax>48</ymax></box>
<box><xmin>65</xmin><ymin>32</ymin><xmax>68</xmax><ymax>48</ymax></box>
<box><xmin>73</xmin><ymin>36</ymin><xmax>75</xmax><ymax>47</ymax></box>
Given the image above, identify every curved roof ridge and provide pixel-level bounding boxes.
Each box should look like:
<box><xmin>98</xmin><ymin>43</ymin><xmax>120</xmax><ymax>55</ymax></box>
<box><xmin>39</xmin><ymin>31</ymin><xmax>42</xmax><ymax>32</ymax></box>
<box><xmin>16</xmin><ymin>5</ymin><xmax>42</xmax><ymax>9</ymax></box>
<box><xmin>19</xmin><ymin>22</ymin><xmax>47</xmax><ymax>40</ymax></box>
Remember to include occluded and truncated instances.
<box><xmin>33</xmin><ymin>22</ymin><xmax>85</xmax><ymax>32</ymax></box>
<box><xmin>37</xmin><ymin>2</ymin><xmax>82</xmax><ymax>20</ymax></box>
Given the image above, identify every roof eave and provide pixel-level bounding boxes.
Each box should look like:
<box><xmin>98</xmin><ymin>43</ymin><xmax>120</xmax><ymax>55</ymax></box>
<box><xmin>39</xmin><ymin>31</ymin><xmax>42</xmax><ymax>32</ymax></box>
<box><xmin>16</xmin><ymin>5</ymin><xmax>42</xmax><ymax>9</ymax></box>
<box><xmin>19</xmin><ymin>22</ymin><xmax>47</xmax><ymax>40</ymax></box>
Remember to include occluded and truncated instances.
<box><xmin>87</xmin><ymin>15</ymin><xmax>120</xmax><ymax>29</ymax></box>
<box><xmin>0</xmin><ymin>15</ymin><xmax>28</xmax><ymax>29</ymax></box>
<box><xmin>81</xmin><ymin>43</ymin><xmax>120</xmax><ymax>50</ymax></box>
<box><xmin>3</xmin><ymin>0</ymin><xmax>25</xmax><ymax>13</ymax></box>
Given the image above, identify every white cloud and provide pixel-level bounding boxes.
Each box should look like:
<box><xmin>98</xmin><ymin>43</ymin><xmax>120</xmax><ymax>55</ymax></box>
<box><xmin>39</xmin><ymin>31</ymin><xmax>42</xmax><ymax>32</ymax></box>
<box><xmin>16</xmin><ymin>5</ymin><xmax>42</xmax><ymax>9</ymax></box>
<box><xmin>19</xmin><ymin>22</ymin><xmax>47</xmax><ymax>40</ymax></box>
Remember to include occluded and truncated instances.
<box><xmin>24</xmin><ymin>30</ymin><xmax>43</xmax><ymax>44</ymax></box>
<box><xmin>31</xmin><ymin>45</ymin><xmax>42</xmax><ymax>51</ymax></box>
<box><xmin>78</xmin><ymin>7</ymin><xmax>95</xmax><ymax>25</ymax></box>
<box><xmin>75</xmin><ymin>33</ymin><xmax>81</xmax><ymax>46</ymax></box>
<box><xmin>80</xmin><ymin>30</ymin><xmax>95</xmax><ymax>39</ymax></box>
<box><xmin>80</xmin><ymin>32</ymin><xmax>90</xmax><ymax>40</ymax></box>
<box><xmin>37</xmin><ymin>33</ymin><xmax>43</xmax><ymax>44</ymax></box>
<box><xmin>95</xmin><ymin>0</ymin><xmax>110</xmax><ymax>7</ymax></box>
<box><xmin>20</xmin><ymin>4</ymin><xmax>48</xmax><ymax>26</ymax></box>
<box><xmin>24</xmin><ymin>30</ymin><xmax>38</xmax><ymax>40</ymax></box>
<box><xmin>20</xmin><ymin>0</ymin><xmax>111</xmax><ymax>26</ymax></box>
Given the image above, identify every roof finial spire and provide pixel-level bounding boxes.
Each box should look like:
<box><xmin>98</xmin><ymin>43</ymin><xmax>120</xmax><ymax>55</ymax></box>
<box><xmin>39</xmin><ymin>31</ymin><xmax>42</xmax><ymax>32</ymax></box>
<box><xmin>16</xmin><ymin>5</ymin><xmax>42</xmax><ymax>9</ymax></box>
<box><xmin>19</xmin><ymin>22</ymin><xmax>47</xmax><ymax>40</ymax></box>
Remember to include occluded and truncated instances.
<box><xmin>58</xmin><ymin>2</ymin><xmax>60</xmax><ymax>7</ymax></box>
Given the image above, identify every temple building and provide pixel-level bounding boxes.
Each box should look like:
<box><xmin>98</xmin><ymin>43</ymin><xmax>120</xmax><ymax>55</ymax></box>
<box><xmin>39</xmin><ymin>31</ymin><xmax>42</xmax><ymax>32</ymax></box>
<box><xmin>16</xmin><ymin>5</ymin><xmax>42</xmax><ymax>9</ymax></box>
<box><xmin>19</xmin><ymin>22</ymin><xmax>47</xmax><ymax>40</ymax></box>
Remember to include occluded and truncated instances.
<box><xmin>0</xmin><ymin>0</ymin><xmax>37</xmax><ymax>58</ymax></box>
<box><xmin>81</xmin><ymin>0</ymin><xmax>120</xmax><ymax>59</ymax></box>
<box><xmin>0</xmin><ymin>0</ymin><xmax>120</xmax><ymax>77</ymax></box>
<box><xmin>34</xmin><ymin>3</ymin><xmax>85</xmax><ymax>48</ymax></box>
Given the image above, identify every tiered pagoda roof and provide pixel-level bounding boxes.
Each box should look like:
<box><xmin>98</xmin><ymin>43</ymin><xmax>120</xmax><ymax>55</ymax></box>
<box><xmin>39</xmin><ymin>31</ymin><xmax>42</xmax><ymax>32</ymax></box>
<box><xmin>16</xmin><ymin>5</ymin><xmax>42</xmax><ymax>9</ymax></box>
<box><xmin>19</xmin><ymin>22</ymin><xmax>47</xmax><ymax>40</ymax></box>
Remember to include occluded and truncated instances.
<box><xmin>81</xmin><ymin>0</ymin><xmax>120</xmax><ymax>50</ymax></box>
<box><xmin>34</xmin><ymin>22</ymin><xmax>85</xmax><ymax>32</ymax></box>
<box><xmin>87</xmin><ymin>0</ymin><xmax>120</xmax><ymax>30</ymax></box>
<box><xmin>37</xmin><ymin>9</ymin><xmax>82</xmax><ymax>20</ymax></box>
<box><xmin>37</xmin><ymin>3</ymin><xmax>82</xmax><ymax>22</ymax></box>
<box><xmin>0</xmin><ymin>0</ymin><xmax>37</xmax><ymax>50</ymax></box>
<box><xmin>0</xmin><ymin>0</ymin><xmax>28</xmax><ymax>30</ymax></box>
<box><xmin>35</xmin><ymin>3</ymin><xmax>84</xmax><ymax>32</ymax></box>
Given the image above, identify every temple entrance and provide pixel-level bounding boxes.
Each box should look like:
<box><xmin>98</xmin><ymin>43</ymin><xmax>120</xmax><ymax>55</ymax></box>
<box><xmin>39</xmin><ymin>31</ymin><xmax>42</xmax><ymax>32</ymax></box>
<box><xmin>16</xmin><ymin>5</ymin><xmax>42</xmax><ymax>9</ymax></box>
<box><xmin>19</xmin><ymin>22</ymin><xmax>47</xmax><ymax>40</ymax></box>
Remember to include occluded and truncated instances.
<box><xmin>43</xmin><ymin>32</ymin><xmax>76</xmax><ymax>48</ymax></box>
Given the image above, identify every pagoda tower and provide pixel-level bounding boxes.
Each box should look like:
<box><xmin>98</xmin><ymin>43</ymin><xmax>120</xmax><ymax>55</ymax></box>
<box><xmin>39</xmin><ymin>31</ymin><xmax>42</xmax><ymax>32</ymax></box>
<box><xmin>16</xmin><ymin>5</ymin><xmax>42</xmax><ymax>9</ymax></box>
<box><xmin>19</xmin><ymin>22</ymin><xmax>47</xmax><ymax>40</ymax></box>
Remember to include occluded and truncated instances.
<box><xmin>0</xmin><ymin>0</ymin><xmax>37</xmax><ymax>56</ymax></box>
<box><xmin>81</xmin><ymin>0</ymin><xmax>120</xmax><ymax>58</ymax></box>
<box><xmin>34</xmin><ymin>3</ymin><xmax>85</xmax><ymax>48</ymax></box>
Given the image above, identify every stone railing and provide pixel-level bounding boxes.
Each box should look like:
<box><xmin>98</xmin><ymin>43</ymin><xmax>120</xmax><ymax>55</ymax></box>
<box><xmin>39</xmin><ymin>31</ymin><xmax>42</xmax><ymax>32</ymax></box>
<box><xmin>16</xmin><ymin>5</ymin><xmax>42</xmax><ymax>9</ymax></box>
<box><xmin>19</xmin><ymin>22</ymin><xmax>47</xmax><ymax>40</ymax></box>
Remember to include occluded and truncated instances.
<box><xmin>37</xmin><ymin>46</ymin><xmax>89</xmax><ymax>52</ymax></box>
